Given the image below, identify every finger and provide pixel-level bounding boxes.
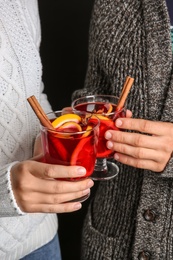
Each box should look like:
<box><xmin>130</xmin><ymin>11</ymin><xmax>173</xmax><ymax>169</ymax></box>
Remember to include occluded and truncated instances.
<box><xmin>25</xmin><ymin>188</ymin><xmax>91</xmax><ymax>205</ymax></box>
<box><xmin>25</xmin><ymin>177</ymin><xmax>94</xmax><ymax>194</ymax></box>
<box><xmin>105</xmin><ymin>131</ymin><xmax>160</xmax><ymax>150</ymax></box>
<box><xmin>108</xmin><ymin>141</ymin><xmax>167</xmax><ymax>162</ymax></box>
<box><xmin>23</xmin><ymin>201</ymin><xmax>83</xmax><ymax>213</ymax></box>
<box><xmin>126</xmin><ymin>109</ymin><xmax>132</xmax><ymax>118</ymax></box>
<box><xmin>113</xmin><ymin>153</ymin><xmax>165</xmax><ymax>172</ymax></box>
<box><xmin>115</xmin><ymin>118</ymin><xmax>171</xmax><ymax>136</ymax></box>
<box><xmin>28</xmin><ymin>161</ymin><xmax>87</xmax><ymax>179</ymax></box>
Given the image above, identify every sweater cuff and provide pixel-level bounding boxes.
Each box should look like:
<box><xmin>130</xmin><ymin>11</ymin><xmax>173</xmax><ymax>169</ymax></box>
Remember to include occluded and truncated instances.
<box><xmin>0</xmin><ymin>162</ymin><xmax>25</xmax><ymax>217</ymax></box>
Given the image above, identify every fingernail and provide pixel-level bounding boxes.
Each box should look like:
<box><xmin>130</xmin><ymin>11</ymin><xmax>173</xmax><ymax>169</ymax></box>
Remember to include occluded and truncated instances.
<box><xmin>114</xmin><ymin>153</ymin><xmax>119</xmax><ymax>160</ymax></box>
<box><xmin>77</xmin><ymin>167</ymin><xmax>86</xmax><ymax>176</ymax></box>
<box><xmin>105</xmin><ymin>131</ymin><xmax>112</xmax><ymax>140</ymax></box>
<box><xmin>82</xmin><ymin>188</ymin><xmax>90</xmax><ymax>195</ymax></box>
<box><xmin>74</xmin><ymin>203</ymin><xmax>82</xmax><ymax>210</ymax></box>
<box><xmin>87</xmin><ymin>179</ymin><xmax>94</xmax><ymax>188</ymax></box>
<box><xmin>107</xmin><ymin>141</ymin><xmax>113</xmax><ymax>149</ymax></box>
<box><xmin>116</xmin><ymin>119</ymin><xmax>122</xmax><ymax>127</ymax></box>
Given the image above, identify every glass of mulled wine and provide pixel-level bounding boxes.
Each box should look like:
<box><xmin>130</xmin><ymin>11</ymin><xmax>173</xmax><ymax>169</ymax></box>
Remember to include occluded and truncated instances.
<box><xmin>40</xmin><ymin>110</ymin><xmax>100</xmax><ymax>202</ymax></box>
<box><xmin>72</xmin><ymin>95</ymin><xmax>126</xmax><ymax>180</ymax></box>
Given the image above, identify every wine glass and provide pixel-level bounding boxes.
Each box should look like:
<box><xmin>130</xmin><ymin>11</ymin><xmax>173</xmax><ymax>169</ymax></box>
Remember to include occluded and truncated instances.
<box><xmin>40</xmin><ymin>110</ymin><xmax>100</xmax><ymax>202</ymax></box>
<box><xmin>72</xmin><ymin>95</ymin><xmax>126</xmax><ymax>180</ymax></box>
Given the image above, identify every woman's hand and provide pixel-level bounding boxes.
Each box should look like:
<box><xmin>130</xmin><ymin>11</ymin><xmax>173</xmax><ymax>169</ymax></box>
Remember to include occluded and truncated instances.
<box><xmin>10</xmin><ymin>160</ymin><xmax>94</xmax><ymax>213</ymax></box>
<box><xmin>105</xmin><ymin>118</ymin><xmax>173</xmax><ymax>172</ymax></box>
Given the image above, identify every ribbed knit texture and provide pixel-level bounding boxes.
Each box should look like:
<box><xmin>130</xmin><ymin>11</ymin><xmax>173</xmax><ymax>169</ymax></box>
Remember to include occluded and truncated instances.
<box><xmin>171</xmin><ymin>27</ymin><xmax>173</xmax><ymax>52</ymax></box>
<box><xmin>72</xmin><ymin>0</ymin><xmax>173</xmax><ymax>259</ymax></box>
<box><xmin>0</xmin><ymin>1</ymin><xmax>57</xmax><ymax>259</ymax></box>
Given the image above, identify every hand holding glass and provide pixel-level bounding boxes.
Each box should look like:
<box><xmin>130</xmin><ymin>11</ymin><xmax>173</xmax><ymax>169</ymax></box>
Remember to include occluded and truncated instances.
<box><xmin>40</xmin><ymin>110</ymin><xmax>99</xmax><ymax>201</ymax></box>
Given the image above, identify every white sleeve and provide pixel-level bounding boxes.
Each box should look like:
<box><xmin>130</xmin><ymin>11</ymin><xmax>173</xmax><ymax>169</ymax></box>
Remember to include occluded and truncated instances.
<box><xmin>0</xmin><ymin>162</ymin><xmax>25</xmax><ymax>217</ymax></box>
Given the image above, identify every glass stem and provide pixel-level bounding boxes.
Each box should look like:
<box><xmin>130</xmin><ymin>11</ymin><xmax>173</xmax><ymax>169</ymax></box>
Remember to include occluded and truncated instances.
<box><xmin>94</xmin><ymin>158</ymin><xmax>108</xmax><ymax>172</ymax></box>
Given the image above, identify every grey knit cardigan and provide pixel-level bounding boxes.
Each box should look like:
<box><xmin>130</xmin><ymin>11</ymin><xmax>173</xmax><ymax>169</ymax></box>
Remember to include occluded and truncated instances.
<box><xmin>72</xmin><ymin>0</ymin><xmax>173</xmax><ymax>259</ymax></box>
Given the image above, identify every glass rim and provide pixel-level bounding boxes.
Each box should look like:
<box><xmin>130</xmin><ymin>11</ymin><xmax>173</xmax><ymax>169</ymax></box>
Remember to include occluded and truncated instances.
<box><xmin>71</xmin><ymin>94</ymin><xmax>126</xmax><ymax>116</ymax></box>
<box><xmin>40</xmin><ymin>110</ymin><xmax>100</xmax><ymax>135</ymax></box>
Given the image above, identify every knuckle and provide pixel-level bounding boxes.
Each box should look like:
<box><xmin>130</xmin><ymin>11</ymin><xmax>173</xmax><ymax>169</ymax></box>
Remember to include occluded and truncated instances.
<box><xmin>122</xmin><ymin>156</ymin><xmax>132</xmax><ymax>166</ymax></box>
<box><xmin>17</xmin><ymin>161</ymin><xmax>28</xmax><ymax>175</ymax></box>
<box><xmin>140</xmin><ymin>119</ymin><xmax>151</xmax><ymax>133</ymax></box>
<box><xmin>135</xmin><ymin>159</ymin><xmax>144</xmax><ymax>169</ymax></box>
<box><xmin>52</xmin><ymin>182</ymin><xmax>61</xmax><ymax>193</ymax></box>
<box><xmin>52</xmin><ymin>195</ymin><xmax>61</xmax><ymax>204</ymax></box>
<box><xmin>20</xmin><ymin>193</ymin><xmax>29</xmax><ymax>204</ymax></box>
<box><xmin>47</xmin><ymin>205</ymin><xmax>56</xmax><ymax>213</ymax></box>
<box><xmin>134</xmin><ymin>148</ymin><xmax>144</xmax><ymax>159</ymax></box>
<box><xmin>134</xmin><ymin>134</ymin><xmax>143</xmax><ymax>147</ymax></box>
<box><xmin>119</xmin><ymin>145</ymin><xmax>127</xmax><ymax>155</ymax></box>
<box><xmin>44</xmin><ymin>165</ymin><xmax>55</xmax><ymax>178</ymax></box>
<box><xmin>120</xmin><ymin>132</ymin><xmax>126</xmax><ymax>143</ymax></box>
<box><xmin>15</xmin><ymin>178</ymin><xmax>28</xmax><ymax>192</ymax></box>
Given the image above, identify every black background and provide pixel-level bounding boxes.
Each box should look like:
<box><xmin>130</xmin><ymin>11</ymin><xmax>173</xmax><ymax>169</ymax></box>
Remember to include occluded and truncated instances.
<box><xmin>38</xmin><ymin>1</ymin><xmax>94</xmax><ymax>259</ymax></box>
<box><xmin>38</xmin><ymin>0</ymin><xmax>94</xmax><ymax>110</ymax></box>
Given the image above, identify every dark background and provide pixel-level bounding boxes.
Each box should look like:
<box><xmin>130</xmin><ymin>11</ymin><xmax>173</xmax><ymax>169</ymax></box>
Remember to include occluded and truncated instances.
<box><xmin>38</xmin><ymin>0</ymin><xmax>94</xmax><ymax>110</ymax></box>
<box><xmin>38</xmin><ymin>1</ymin><xmax>94</xmax><ymax>259</ymax></box>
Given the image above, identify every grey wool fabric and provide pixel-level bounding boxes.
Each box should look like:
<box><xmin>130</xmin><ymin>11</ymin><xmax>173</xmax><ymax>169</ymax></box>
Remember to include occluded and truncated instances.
<box><xmin>72</xmin><ymin>0</ymin><xmax>173</xmax><ymax>259</ymax></box>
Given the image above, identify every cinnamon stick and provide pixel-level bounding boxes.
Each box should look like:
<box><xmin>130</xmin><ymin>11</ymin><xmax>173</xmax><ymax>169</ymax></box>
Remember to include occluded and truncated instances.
<box><xmin>119</xmin><ymin>76</ymin><xmax>131</xmax><ymax>98</ymax></box>
<box><xmin>116</xmin><ymin>76</ymin><xmax>134</xmax><ymax>111</ymax></box>
<box><xmin>27</xmin><ymin>95</ymin><xmax>54</xmax><ymax>129</ymax></box>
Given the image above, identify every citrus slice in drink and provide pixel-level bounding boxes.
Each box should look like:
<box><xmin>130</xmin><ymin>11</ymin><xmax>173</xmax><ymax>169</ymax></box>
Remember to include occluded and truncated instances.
<box><xmin>47</xmin><ymin>133</ymin><xmax>69</xmax><ymax>162</ymax></box>
<box><xmin>82</xmin><ymin>125</ymin><xmax>92</xmax><ymax>137</ymax></box>
<box><xmin>95</xmin><ymin>114</ymin><xmax>109</xmax><ymax>121</ymax></box>
<box><xmin>58</xmin><ymin>122</ymin><xmax>82</xmax><ymax>132</ymax></box>
<box><xmin>96</xmin><ymin>103</ymin><xmax>113</xmax><ymax>114</ymax></box>
<box><xmin>52</xmin><ymin>114</ymin><xmax>81</xmax><ymax>128</ymax></box>
<box><xmin>70</xmin><ymin>135</ymin><xmax>96</xmax><ymax>177</ymax></box>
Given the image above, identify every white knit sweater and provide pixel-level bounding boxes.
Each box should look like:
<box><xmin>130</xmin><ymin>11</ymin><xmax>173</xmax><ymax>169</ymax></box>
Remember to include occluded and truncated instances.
<box><xmin>0</xmin><ymin>1</ymin><xmax>58</xmax><ymax>259</ymax></box>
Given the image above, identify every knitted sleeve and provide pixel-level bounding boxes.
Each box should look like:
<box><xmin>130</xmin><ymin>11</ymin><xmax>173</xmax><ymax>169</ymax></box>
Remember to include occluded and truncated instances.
<box><xmin>0</xmin><ymin>1</ymin><xmax>51</xmax><ymax>217</ymax></box>
<box><xmin>72</xmin><ymin>0</ymin><xmax>173</xmax><ymax>181</ymax></box>
<box><xmin>0</xmin><ymin>162</ymin><xmax>25</xmax><ymax>217</ymax></box>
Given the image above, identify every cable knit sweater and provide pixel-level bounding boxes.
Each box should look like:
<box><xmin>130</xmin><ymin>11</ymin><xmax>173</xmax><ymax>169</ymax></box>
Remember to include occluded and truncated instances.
<box><xmin>72</xmin><ymin>0</ymin><xmax>173</xmax><ymax>259</ymax></box>
<box><xmin>0</xmin><ymin>1</ymin><xmax>57</xmax><ymax>259</ymax></box>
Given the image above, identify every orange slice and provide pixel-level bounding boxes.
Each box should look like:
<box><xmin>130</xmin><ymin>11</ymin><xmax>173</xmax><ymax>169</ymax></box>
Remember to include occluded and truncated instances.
<box><xmin>58</xmin><ymin>121</ymin><xmax>82</xmax><ymax>132</ymax></box>
<box><xmin>52</xmin><ymin>113</ymin><xmax>81</xmax><ymax>128</ymax></box>
<box><xmin>82</xmin><ymin>125</ymin><xmax>93</xmax><ymax>137</ymax></box>
<box><xmin>95</xmin><ymin>103</ymin><xmax>113</xmax><ymax>115</ymax></box>
<box><xmin>70</xmin><ymin>136</ymin><xmax>96</xmax><ymax>177</ymax></box>
<box><xmin>96</xmin><ymin>108</ymin><xmax>104</xmax><ymax>114</ymax></box>
<box><xmin>95</xmin><ymin>114</ymin><xmax>109</xmax><ymax>120</ymax></box>
<box><xmin>48</xmin><ymin>136</ymin><xmax>68</xmax><ymax>162</ymax></box>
